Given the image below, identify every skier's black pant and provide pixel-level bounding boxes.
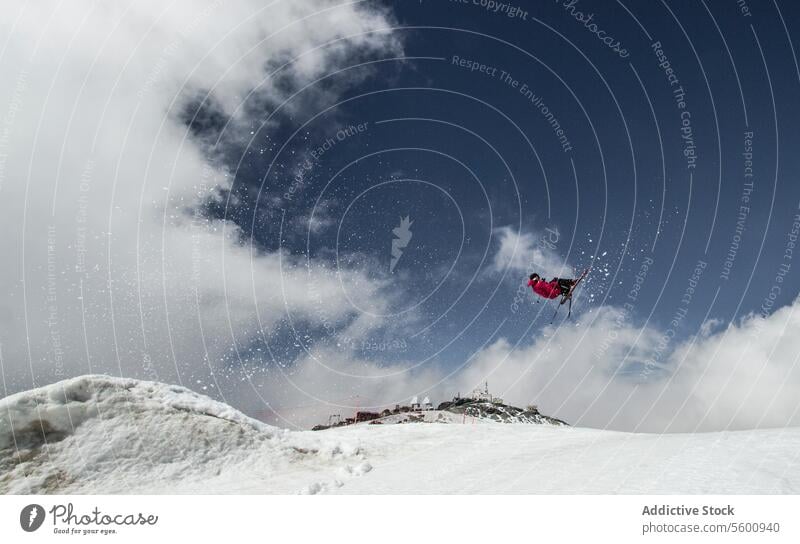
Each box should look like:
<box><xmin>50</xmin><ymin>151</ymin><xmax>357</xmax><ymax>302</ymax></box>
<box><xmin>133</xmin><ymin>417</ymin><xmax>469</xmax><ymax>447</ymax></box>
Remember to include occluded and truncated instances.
<box><xmin>554</xmin><ymin>278</ymin><xmax>575</xmax><ymax>297</ymax></box>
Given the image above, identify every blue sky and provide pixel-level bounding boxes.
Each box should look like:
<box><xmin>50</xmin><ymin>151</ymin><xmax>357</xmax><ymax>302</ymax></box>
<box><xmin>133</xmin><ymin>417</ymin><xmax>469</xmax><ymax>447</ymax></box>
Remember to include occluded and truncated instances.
<box><xmin>202</xmin><ymin>0</ymin><xmax>800</xmax><ymax>370</ymax></box>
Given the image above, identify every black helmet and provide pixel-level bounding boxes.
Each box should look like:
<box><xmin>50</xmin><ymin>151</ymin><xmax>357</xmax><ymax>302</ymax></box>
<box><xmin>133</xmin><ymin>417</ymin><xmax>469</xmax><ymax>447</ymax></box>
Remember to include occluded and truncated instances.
<box><xmin>529</xmin><ymin>273</ymin><xmax>540</xmax><ymax>281</ymax></box>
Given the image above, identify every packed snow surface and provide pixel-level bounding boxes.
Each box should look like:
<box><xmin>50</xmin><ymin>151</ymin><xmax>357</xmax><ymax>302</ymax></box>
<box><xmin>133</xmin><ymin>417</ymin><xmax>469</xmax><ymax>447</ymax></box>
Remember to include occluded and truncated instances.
<box><xmin>2</xmin><ymin>376</ymin><xmax>799</xmax><ymax>494</ymax></box>
<box><xmin>0</xmin><ymin>376</ymin><xmax>366</xmax><ymax>494</ymax></box>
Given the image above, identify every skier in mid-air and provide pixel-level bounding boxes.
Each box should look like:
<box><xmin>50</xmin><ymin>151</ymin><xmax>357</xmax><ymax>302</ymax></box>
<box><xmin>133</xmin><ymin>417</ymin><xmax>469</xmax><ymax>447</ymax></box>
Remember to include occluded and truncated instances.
<box><xmin>527</xmin><ymin>273</ymin><xmax>577</xmax><ymax>300</ymax></box>
<box><xmin>527</xmin><ymin>268</ymin><xmax>590</xmax><ymax>319</ymax></box>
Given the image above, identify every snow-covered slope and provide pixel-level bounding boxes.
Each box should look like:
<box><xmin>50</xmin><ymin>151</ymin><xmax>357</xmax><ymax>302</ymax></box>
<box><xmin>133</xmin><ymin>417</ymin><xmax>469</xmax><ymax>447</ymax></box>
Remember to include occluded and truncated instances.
<box><xmin>0</xmin><ymin>376</ymin><xmax>370</xmax><ymax>494</ymax></box>
<box><xmin>2</xmin><ymin>376</ymin><xmax>800</xmax><ymax>494</ymax></box>
<box><xmin>323</xmin><ymin>424</ymin><xmax>800</xmax><ymax>494</ymax></box>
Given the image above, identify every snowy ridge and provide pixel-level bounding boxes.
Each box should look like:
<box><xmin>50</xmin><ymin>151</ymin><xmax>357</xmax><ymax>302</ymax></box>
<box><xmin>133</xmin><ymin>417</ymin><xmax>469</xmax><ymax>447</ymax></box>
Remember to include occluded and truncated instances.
<box><xmin>438</xmin><ymin>399</ymin><xmax>569</xmax><ymax>425</ymax></box>
<box><xmin>360</xmin><ymin>403</ymin><xmax>567</xmax><ymax>426</ymax></box>
<box><xmin>0</xmin><ymin>375</ymin><xmax>370</xmax><ymax>494</ymax></box>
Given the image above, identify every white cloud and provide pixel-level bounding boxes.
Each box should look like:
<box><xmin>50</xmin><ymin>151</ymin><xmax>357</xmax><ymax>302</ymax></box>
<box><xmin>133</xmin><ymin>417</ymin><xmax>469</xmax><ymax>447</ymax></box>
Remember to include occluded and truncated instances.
<box><xmin>0</xmin><ymin>0</ymin><xmax>401</xmax><ymax>391</ymax></box>
<box><xmin>254</xmin><ymin>298</ymin><xmax>800</xmax><ymax>432</ymax></box>
<box><xmin>245</xmin><ymin>345</ymin><xmax>443</xmax><ymax>428</ymax></box>
<box><xmin>489</xmin><ymin>226</ymin><xmax>573</xmax><ymax>279</ymax></box>
<box><xmin>449</xmin><ymin>298</ymin><xmax>800</xmax><ymax>432</ymax></box>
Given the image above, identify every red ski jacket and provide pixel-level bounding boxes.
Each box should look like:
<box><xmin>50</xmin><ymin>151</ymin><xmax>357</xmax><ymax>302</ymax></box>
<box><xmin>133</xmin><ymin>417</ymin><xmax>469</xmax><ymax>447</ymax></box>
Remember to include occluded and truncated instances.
<box><xmin>528</xmin><ymin>278</ymin><xmax>561</xmax><ymax>299</ymax></box>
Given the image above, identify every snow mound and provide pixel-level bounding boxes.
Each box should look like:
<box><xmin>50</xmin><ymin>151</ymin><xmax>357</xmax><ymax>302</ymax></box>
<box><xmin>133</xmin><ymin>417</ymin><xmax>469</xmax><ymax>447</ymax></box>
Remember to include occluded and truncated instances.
<box><xmin>0</xmin><ymin>375</ymin><xmax>274</xmax><ymax>450</ymax></box>
<box><xmin>0</xmin><ymin>375</ymin><xmax>368</xmax><ymax>494</ymax></box>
